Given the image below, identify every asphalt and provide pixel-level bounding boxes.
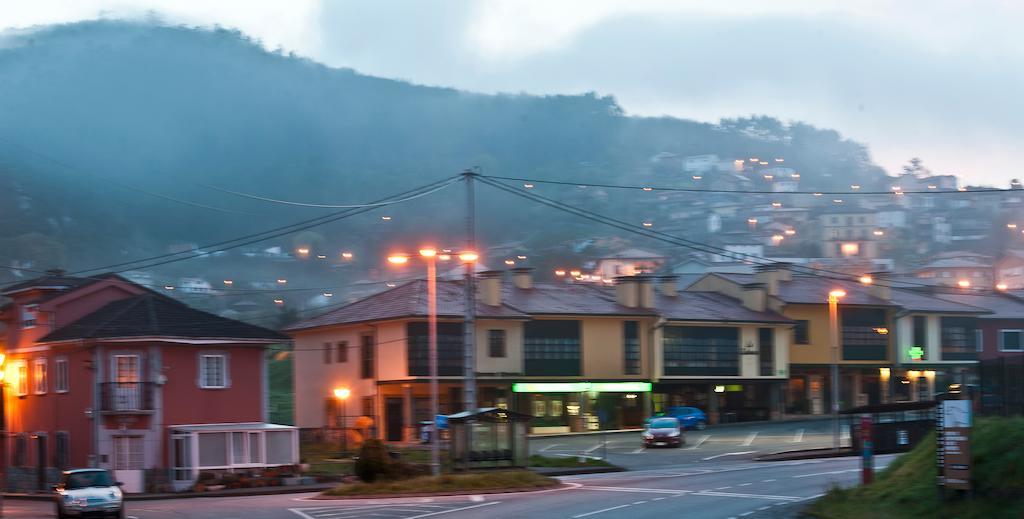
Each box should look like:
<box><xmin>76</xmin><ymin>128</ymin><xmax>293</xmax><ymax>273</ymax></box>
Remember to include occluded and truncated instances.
<box><xmin>1</xmin><ymin>419</ymin><xmax>871</xmax><ymax>519</ymax></box>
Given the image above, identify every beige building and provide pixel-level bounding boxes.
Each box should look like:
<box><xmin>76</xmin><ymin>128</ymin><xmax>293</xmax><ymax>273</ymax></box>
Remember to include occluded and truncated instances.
<box><xmin>287</xmin><ymin>269</ymin><xmax>793</xmax><ymax>439</ymax></box>
<box><xmin>819</xmin><ymin>207</ymin><xmax>880</xmax><ymax>259</ymax></box>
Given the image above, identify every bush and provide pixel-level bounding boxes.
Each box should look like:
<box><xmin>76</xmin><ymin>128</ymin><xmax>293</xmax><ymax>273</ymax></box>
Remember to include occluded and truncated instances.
<box><xmin>354</xmin><ymin>439</ymin><xmax>391</xmax><ymax>483</ymax></box>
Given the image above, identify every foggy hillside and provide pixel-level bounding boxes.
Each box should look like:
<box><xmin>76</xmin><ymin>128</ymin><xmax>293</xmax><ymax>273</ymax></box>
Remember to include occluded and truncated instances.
<box><xmin>0</xmin><ymin>20</ymin><xmax>888</xmax><ymax>277</ymax></box>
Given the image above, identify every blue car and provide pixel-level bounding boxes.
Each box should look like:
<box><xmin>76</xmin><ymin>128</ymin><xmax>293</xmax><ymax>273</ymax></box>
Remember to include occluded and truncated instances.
<box><xmin>664</xmin><ymin>406</ymin><xmax>708</xmax><ymax>430</ymax></box>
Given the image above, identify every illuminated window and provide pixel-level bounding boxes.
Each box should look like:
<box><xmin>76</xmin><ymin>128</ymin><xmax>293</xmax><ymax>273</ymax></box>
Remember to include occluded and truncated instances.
<box><xmin>840</xmin><ymin>243</ymin><xmax>860</xmax><ymax>256</ymax></box>
<box><xmin>21</xmin><ymin>304</ymin><xmax>37</xmax><ymax>329</ymax></box>
<box><xmin>33</xmin><ymin>358</ymin><xmax>47</xmax><ymax>395</ymax></box>
<box><xmin>16</xmin><ymin>361</ymin><xmax>27</xmax><ymax>396</ymax></box>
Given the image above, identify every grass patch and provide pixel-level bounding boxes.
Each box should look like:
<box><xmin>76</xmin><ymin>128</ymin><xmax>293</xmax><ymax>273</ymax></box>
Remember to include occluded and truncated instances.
<box><xmin>528</xmin><ymin>455</ymin><xmax>613</xmax><ymax>468</ymax></box>
<box><xmin>806</xmin><ymin>417</ymin><xmax>1024</xmax><ymax>519</ymax></box>
<box><xmin>322</xmin><ymin>470</ymin><xmax>558</xmax><ymax>496</ymax></box>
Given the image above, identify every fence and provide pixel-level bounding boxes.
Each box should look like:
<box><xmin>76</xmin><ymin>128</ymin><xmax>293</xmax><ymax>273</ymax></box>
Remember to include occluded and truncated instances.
<box><xmin>977</xmin><ymin>356</ymin><xmax>1024</xmax><ymax>416</ymax></box>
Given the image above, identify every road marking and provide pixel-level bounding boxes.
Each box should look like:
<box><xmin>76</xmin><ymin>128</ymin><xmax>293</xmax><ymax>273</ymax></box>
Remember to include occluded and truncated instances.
<box><xmin>584</xmin><ymin>441</ymin><xmax>606</xmax><ymax>454</ymax></box>
<box><xmin>539</xmin><ymin>443</ymin><xmax>561</xmax><ymax>452</ymax></box>
<box><xmin>741</xmin><ymin>432</ymin><xmax>758</xmax><ymax>446</ymax></box>
<box><xmin>652</xmin><ymin>497</ymin><xmax>666</xmax><ymax>501</ymax></box>
<box><xmin>572</xmin><ymin>504</ymin><xmax>632</xmax><ymax>518</ymax></box>
<box><xmin>758</xmin><ymin>506</ymin><xmax>772</xmax><ymax>511</ymax></box>
<box><xmin>686</xmin><ymin>434</ymin><xmax>711</xmax><ymax>450</ymax></box>
<box><xmin>702</xmin><ymin>450</ymin><xmax>757</xmax><ymax>461</ymax></box>
<box><xmin>761</xmin><ymin>479</ymin><xmax>776</xmax><ymax>483</ymax></box>
<box><xmin>632</xmin><ymin>501</ymin><xmax>647</xmax><ymax>505</ymax></box>
<box><xmin>405</xmin><ymin>501</ymin><xmax>500</xmax><ymax>518</ymax></box>
<box><xmin>739</xmin><ymin>512</ymin><xmax>754</xmax><ymax>517</ymax></box>
<box><xmin>793</xmin><ymin>469</ymin><xmax>859</xmax><ymax>478</ymax></box>
<box><xmin>714</xmin><ymin>486</ymin><xmax>732</xmax><ymax>491</ymax></box>
<box><xmin>696</xmin><ymin>491</ymin><xmax>801</xmax><ymax>501</ymax></box>
<box><xmin>630</xmin><ymin>447</ymin><xmax>646</xmax><ymax>454</ymax></box>
<box><xmin>792</xmin><ymin>429</ymin><xmax>804</xmax><ymax>443</ymax></box>
<box><xmin>581</xmin><ymin>486</ymin><xmax>688</xmax><ymax>495</ymax></box>
<box><xmin>737</xmin><ymin>483</ymin><xmax>752</xmax><ymax>487</ymax></box>
<box><xmin>800</xmin><ymin>493</ymin><xmax>826</xmax><ymax>501</ymax></box>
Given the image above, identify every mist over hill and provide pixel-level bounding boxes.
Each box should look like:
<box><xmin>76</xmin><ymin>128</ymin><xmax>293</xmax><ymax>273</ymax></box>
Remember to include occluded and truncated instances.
<box><xmin>0</xmin><ymin>20</ymin><xmax>889</xmax><ymax>282</ymax></box>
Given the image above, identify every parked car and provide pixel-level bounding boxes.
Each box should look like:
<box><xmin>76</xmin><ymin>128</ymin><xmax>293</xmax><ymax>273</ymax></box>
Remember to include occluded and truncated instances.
<box><xmin>642</xmin><ymin>416</ymin><xmax>685</xmax><ymax>448</ymax></box>
<box><xmin>54</xmin><ymin>469</ymin><xmax>124</xmax><ymax>519</ymax></box>
<box><xmin>665</xmin><ymin>406</ymin><xmax>708</xmax><ymax>430</ymax></box>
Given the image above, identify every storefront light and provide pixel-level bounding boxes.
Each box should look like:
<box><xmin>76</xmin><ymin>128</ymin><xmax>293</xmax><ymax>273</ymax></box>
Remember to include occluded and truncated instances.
<box><xmin>714</xmin><ymin>385</ymin><xmax>726</xmax><ymax>393</ymax></box>
<box><xmin>511</xmin><ymin>382</ymin><xmax>652</xmax><ymax>393</ymax></box>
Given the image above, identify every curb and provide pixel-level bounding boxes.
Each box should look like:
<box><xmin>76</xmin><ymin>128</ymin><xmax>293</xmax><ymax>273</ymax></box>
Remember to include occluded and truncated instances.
<box><xmin>2</xmin><ymin>484</ymin><xmax>336</xmax><ymax>502</ymax></box>
<box><xmin>755</xmin><ymin>448</ymin><xmax>856</xmax><ymax>462</ymax></box>
<box><xmin>529</xmin><ymin>416</ymin><xmax>835</xmax><ymax>439</ymax></box>
<box><xmin>308</xmin><ymin>482</ymin><xmax>569</xmax><ymax>500</ymax></box>
<box><xmin>530</xmin><ymin>466</ymin><xmax>626</xmax><ymax>476</ymax></box>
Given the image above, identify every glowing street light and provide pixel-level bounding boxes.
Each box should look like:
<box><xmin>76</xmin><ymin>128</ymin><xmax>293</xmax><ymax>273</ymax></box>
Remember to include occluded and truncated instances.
<box><xmin>323</xmin><ymin>292</ymin><xmax>333</xmax><ymax>297</ymax></box>
<box><xmin>523</xmin><ymin>183</ymin><xmax>534</xmax><ymax>189</ymax></box>
<box><xmin>438</xmin><ymin>254</ymin><xmax>452</xmax><ymax>261</ymax></box>
<box><xmin>771</xmin><ymin>234</ymin><xmax>784</xmax><ymax>244</ymax></box>
<box><xmin>784</xmin><ymin>229</ymin><xmax>797</xmax><ymax>236</ymax></box>
<box><xmin>554</xmin><ymin>269</ymin><xmax>566</xmax><ymax>277</ymax></box>
<box><xmin>569</xmin><ymin>270</ymin><xmax>582</xmax><ymax>277</ymax></box>
<box><xmin>504</xmin><ymin>259</ymin><xmax>516</xmax><ymax>266</ymax></box>
<box><xmin>997</xmin><ymin>282</ymin><xmax>1009</xmax><ymax>291</ymax></box>
<box><xmin>164</xmin><ymin>285</ymin><xmax>174</xmax><ymax>291</ymax></box>
<box><xmin>296</xmin><ymin>247</ymin><xmax>310</xmax><ymax>256</ymax></box>
<box><xmin>317</xmin><ymin>254</ymin><xmax>327</xmax><ymax>260</ymax></box>
<box><xmin>517</xmin><ymin>255</ymin><xmax>527</xmax><ymax>260</ymax></box>
<box><xmin>223</xmin><ymin>280</ymin><xmax>233</xmax><ymax>286</ymax></box>
<box><xmin>873</xmin><ymin>230</ymin><xmax>885</xmax><ymax>236</ymax></box>
<box><xmin>1008</xmin><ymin>223</ymin><xmax>1018</xmax><ymax>230</ymax></box>
<box><xmin>273</xmin><ymin>299</ymin><xmax>284</xmax><ymax>305</ymax></box>
<box><xmin>860</xmin><ymin>275</ymin><xmax>873</xmax><ymax>285</ymax></box>
<box><xmin>341</xmin><ymin>252</ymin><xmax>354</xmax><ymax>260</ymax></box>
<box><xmin>276</xmin><ymin>279</ymin><xmax>287</xmax><ymax>284</ymax></box>
<box><xmin>771</xmin><ymin>202</ymin><xmax>782</xmax><ymax>208</ymax></box>
<box><xmin>458</xmin><ymin>251</ymin><xmax>479</xmax><ymax>263</ymax></box>
<box><xmin>333</xmin><ymin>388</ymin><xmax>351</xmax><ymax>452</ymax></box>
<box><xmin>827</xmin><ymin>289</ymin><xmax>846</xmax><ymax>451</ymax></box>
<box><xmin>387</xmin><ymin>254</ymin><xmax>409</xmax><ymax>264</ymax></box>
<box><xmin>642</xmin><ymin>222</ymin><xmax>653</xmax><ymax>228</ymax></box>
<box><xmin>957</xmin><ymin>279</ymin><xmax>971</xmax><ymax>288</ymax></box>
<box><xmin>642</xmin><ymin>187</ymin><xmax>653</xmax><ymax>191</ymax></box>
<box><xmin>692</xmin><ymin>175</ymin><xmax>703</xmax><ymax>180</ymax></box>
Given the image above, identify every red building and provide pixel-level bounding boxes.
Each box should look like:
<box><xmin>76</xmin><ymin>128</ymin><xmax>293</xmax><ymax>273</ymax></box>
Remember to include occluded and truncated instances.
<box><xmin>0</xmin><ymin>271</ymin><xmax>294</xmax><ymax>492</ymax></box>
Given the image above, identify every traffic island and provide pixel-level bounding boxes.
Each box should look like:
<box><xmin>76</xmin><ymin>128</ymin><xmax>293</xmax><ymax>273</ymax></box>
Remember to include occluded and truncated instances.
<box><xmin>316</xmin><ymin>470</ymin><xmax>560</xmax><ymax>498</ymax></box>
<box><xmin>804</xmin><ymin>417</ymin><xmax>1024</xmax><ymax>519</ymax></box>
<box><xmin>527</xmin><ymin>454</ymin><xmax>625</xmax><ymax>476</ymax></box>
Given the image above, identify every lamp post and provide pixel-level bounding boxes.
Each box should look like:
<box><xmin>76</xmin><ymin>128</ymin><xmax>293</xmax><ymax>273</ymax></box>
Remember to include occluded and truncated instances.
<box><xmin>828</xmin><ymin>289</ymin><xmax>846</xmax><ymax>452</ymax></box>
<box><xmin>333</xmin><ymin>387</ymin><xmax>350</xmax><ymax>455</ymax></box>
<box><xmin>388</xmin><ymin>250</ymin><xmax>441</xmax><ymax>476</ymax></box>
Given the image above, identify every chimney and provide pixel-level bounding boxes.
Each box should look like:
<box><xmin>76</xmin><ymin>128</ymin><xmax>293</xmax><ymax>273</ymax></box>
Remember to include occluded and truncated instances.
<box><xmin>638</xmin><ymin>276</ymin><xmax>655</xmax><ymax>309</ymax></box>
<box><xmin>478</xmin><ymin>270</ymin><xmax>502</xmax><ymax>306</ymax></box>
<box><xmin>741</xmin><ymin>283</ymin><xmax>767</xmax><ymax>312</ymax></box>
<box><xmin>615</xmin><ymin>276</ymin><xmax>639</xmax><ymax>308</ymax></box>
<box><xmin>511</xmin><ymin>267</ymin><xmax>533</xmax><ymax>290</ymax></box>
<box><xmin>867</xmin><ymin>271</ymin><xmax>892</xmax><ymax>301</ymax></box>
<box><xmin>659</xmin><ymin>275</ymin><xmax>678</xmax><ymax>297</ymax></box>
<box><xmin>754</xmin><ymin>264</ymin><xmax>790</xmax><ymax>296</ymax></box>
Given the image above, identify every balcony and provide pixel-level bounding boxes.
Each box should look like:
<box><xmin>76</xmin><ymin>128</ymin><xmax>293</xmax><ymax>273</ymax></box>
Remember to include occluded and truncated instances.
<box><xmin>100</xmin><ymin>382</ymin><xmax>155</xmax><ymax>414</ymax></box>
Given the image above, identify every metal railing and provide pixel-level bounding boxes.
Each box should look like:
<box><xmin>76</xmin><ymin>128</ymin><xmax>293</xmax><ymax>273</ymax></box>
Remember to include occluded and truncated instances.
<box><xmin>100</xmin><ymin>382</ymin><xmax>155</xmax><ymax>412</ymax></box>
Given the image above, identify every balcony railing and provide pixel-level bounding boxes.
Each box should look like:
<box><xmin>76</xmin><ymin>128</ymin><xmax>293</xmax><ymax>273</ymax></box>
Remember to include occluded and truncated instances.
<box><xmin>100</xmin><ymin>382</ymin><xmax>155</xmax><ymax>413</ymax></box>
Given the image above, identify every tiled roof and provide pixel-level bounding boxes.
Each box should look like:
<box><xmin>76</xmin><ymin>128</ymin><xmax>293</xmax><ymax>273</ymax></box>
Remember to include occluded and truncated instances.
<box><xmin>658</xmin><ymin>292</ymin><xmax>791</xmax><ymax>323</ymax></box>
<box><xmin>709</xmin><ymin>273</ymin><xmax>896</xmax><ymax>306</ymax></box>
<box><xmin>40</xmin><ymin>294</ymin><xmax>288</xmax><ymax>343</ymax></box>
<box><xmin>886</xmin><ymin>289</ymin><xmax>989</xmax><ymax>314</ymax></box>
<box><xmin>916</xmin><ymin>258</ymin><xmax>991</xmax><ymax>269</ymax></box>
<box><xmin>287</xmin><ymin>280</ymin><xmax>529</xmax><ymax>330</ymax></box>
<box><xmin>935</xmin><ymin>293</ymin><xmax>1024</xmax><ymax>319</ymax></box>
<box><xmin>502</xmin><ymin>282</ymin><xmax>656</xmax><ymax>316</ymax></box>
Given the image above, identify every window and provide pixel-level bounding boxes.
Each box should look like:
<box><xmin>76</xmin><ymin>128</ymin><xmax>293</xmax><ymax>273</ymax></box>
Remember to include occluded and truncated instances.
<box><xmin>999</xmin><ymin>330</ymin><xmax>1023</xmax><ymax>352</ymax></box>
<box><xmin>912</xmin><ymin>316</ymin><xmax>928</xmax><ymax>361</ymax></box>
<box><xmin>55</xmin><ymin>432</ymin><xmax>69</xmax><ymax>469</ymax></box>
<box><xmin>841</xmin><ymin>308</ymin><xmax>888</xmax><ymax>360</ymax></box>
<box><xmin>231</xmin><ymin>431</ymin><xmax>263</xmax><ymax>464</ymax></box>
<box><xmin>361</xmin><ymin>396</ymin><xmax>373</xmax><ymax>418</ymax></box>
<box><xmin>488</xmin><ymin>329</ymin><xmax>507</xmax><ymax>358</ymax></box>
<box><xmin>759</xmin><ymin>328</ymin><xmax>774</xmax><ymax>376</ymax></box>
<box><xmin>336</xmin><ymin>341</ymin><xmax>348</xmax><ymax>363</ymax></box>
<box><xmin>113</xmin><ymin>436</ymin><xmax>144</xmax><ymax>470</ymax></box>
<box><xmin>663</xmin><ymin>326</ymin><xmax>739</xmax><ymax>376</ymax></box>
<box><xmin>33</xmin><ymin>358</ymin><xmax>47</xmax><ymax>395</ymax></box>
<box><xmin>623</xmin><ymin>321</ymin><xmax>641</xmax><ymax>375</ymax></box>
<box><xmin>360</xmin><ymin>335</ymin><xmax>374</xmax><ymax>379</ymax></box>
<box><xmin>14</xmin><ymin>434</ymin><xmax>27</xmax><ymax>467</ymax></box>
<box><xmin>941</xmin><ymin>317</ymin><xmax>978</xmax><ymax>360</ymax></box>
<box><xmin>794</xmin><ymin>320</ymin><xmax>810</xmax><ymax>344</ymax></box>
<box><xmin>406</xmin><ymin>322</ymin><xmax>464</xmax><ymax>376</ymax></box>
<box><xmin>21</xmin><ymin>304</ymin><xmax>37</xmax><ymax>329</ymax></box>
<box><xmin>524</xmin><ymin>320</ymin><xmax>581</xmax><ymax>376</ymax></box>
<box><xmin>55</xmin><ymin>357</ymin><xmax>69</xmax><ymax>393</ymax></box>
<box><xmin>15</xmin><ymin>361</ymin><xmax>28</xmax><ymax>396</ymax></box>
<box><xmin>976</xmin><ymin>329</ymin><xmax>984</xmax><ymax>352</ymax></box>
<box><xmin>199</xmin><ymin>354</ymin><xmax>227</xmax><ymax>388</ymax></box>
<box><xmin>323</xmin><ymin>342</ymin><xmax>332</xmax><ymax>364</ymax></box>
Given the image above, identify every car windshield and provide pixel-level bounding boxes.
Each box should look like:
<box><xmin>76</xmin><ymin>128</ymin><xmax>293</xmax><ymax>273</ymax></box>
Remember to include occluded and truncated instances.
<box><xmin>650</xmin><ymin>418</ymin><xmax>679</xmax><ymax>429</ymax></box>
<box><xmin>64</xmin><ymin>471</ymin><xmax>114</xmax><ymax>489</ymax></box>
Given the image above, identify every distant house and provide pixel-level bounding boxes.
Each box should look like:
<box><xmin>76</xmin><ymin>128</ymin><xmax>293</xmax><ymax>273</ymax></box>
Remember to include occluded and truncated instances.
<box><xmin>593</xmin><ymin>249</ymin><xmax>666</xmax><ymax>279</ymax></box>
<box><xmin>0</xmin><ymin>271</ymin><xmax>293</xmax><ymax>493</ymax></box>
<box><xmin>914</xmin><ymin>257</ymin><xmax>993</xmax><ymax>287</ymax></box>
<box><xmin>178</xmin><ymin>277</ymin><xmax>213</xmax><ymax>294</ymax></box>
<box><xmin>995</xmin><ymin>250</ymin><xmax>1024</xmax><ymax>289</ymax></box>
<box><xmin>818</xmin><ymin>206</ymin><xmax>880</xmax><ymax>259</ymax></box>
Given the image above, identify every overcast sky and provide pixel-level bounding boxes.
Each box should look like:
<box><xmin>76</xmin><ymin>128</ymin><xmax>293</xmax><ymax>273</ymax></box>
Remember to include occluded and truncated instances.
<box><xmin>4</xmin><ymin>0</ymin><xmax>1023</xmax><ymax>185</ymax></box>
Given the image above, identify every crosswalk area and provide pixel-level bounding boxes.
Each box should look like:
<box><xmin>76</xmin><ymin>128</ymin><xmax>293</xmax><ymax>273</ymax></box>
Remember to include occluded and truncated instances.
<box><xmin>289</xmin><ymin>500</ymin><xmax>499</xmax><ymax>519</ymax></box>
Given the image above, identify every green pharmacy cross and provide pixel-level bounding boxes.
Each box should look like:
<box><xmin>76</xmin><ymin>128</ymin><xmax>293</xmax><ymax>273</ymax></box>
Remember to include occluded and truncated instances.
<box><xmin>908</xmin><ymin>346</ymin><xmax>925</xmax><ymax>361</ymax></box>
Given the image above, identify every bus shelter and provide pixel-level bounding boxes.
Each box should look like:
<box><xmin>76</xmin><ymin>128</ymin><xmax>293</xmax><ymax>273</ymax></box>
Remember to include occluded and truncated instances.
<box><xmin>446</xmin><ymin>408</ymin><xmax>531</xmax><ymax>471</ymax></box>
<box><xmin>842</xmin><ymin>400</ymin><xmax>937</xmax><ymax>454</ymax></box>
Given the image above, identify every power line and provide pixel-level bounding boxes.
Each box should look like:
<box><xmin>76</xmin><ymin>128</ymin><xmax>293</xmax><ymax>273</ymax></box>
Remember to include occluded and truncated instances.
<box><xmin>68</xmin><ymin>175</ymin><xmax>461</xmax><ymax>275</ymax></box>
<box><xmin>480</xmin><ymin>174</ymin><xmax>1007</xmax><ymax>196</ymax></box>
<box><xmin>201</xmin><ymin>183</ymin><xmax>452</xmax><ymax>208</ymax></box>
<box><xmin>476</xmin><ymin>176</ymin><xmax>1010</xmax><ymax>296</ymax></box>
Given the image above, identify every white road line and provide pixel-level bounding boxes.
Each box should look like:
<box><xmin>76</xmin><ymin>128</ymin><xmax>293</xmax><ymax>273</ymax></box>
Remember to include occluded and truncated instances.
<box><xmin>584</xmin><ymin>441</ymin><xmax>607</xmax><ymax>454</ymax></box>
<box><xmin>741</xmin><ymin>432</ymin><xmax>758</xmax><ymax>446</ymax></box>
<box><xmin>630</xmin><ymin>447</ymin><xmax>646</xmax><ymax>454</ymax></box>
<box><xmin>793</xmin><ymin>429</ymin><xmax>805</xmax><ymax>443</ymax></box>
<box><xmin>652</xmin><ymin>497</ymin><xmax>666</xmax><ymax>501</ymax></box>
<box><xmin>714</xmin><ymin>486</ymin><xmax>732</xmax><ymax>491</ymax></box>
<box><xmin>694</xmin><ymin>491</ymin><xmax>802</xmax><ymax>501</ymax></box>
<box><xmin>581</xmin><ymin>486</ymin><xmax>688</xmax><ymax>495</ymax></box>
<box><xmin>761</xmin><ymin>479</ymin><xmax>776</xmax><ymax>483</ymax></box>
<box><xmin>405</xmin><ymin>501</ymin><xmax>500</xmax><ymax>519</ymax></box>
<box><xmin>737</xmin><ymin>483</ymin><xmax>752</xmax><ymax>487</ymax></box>
<box><xmin>702</xmin><ymin>450</ymin><xmax>757</xmax><ymax>461</ymax></box>
<box><xmin>572</xmin><ymin>504</ymin><xmax>632</xmax><ymax>518</ymax></box>
<box><xmin>758</xmin><ymin>506</ymin><xmax>772</xmax><ymax>511</ymax></box>
<box><xmin>539</xmin><ymin>444</ymin><xmax>561</xmax><ymax>452</ymax></box>
<box><xmin>686</xmin><ymin>434</ymin><xmax>711</xmax><ymax>450</ymax></box>
<box><xmin>739</xmin><ymin>512</ymin><xmax>754</xmax><ymax>517</ymax></box>
<box><xmin>793</xmin><ymin>469</ymin><xmax>859</xmax><ymax>478</ymax></box>
<box><xmin>289</xmin><ymin>510</ymin><xmax>317</xmax><ymax>519</ymax></box>
<box><xmin>800</xmin><ymin>493</ymin><xmax>827</xmax><ymax>502</ymax></box>
<box><xmin>632</xmin><ymin>501</ymin><xmax>647</xmax><ymax>505</ymax></box>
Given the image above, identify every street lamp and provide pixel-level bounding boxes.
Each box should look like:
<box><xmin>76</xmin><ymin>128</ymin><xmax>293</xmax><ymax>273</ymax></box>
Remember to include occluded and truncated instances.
<box><xmin>387</xmin><ymin>249</ymin><xmax>441</xmax><ymax>476</ymax></box>
<box><xmin>333</xmin><ymin>388</ymin><xmax>350</xmax><ymax>455</ymax></box>
<box><xmin>828</xmin><ymin>289</ymin><xmax>846</xmax><ymax>452</ymax></box>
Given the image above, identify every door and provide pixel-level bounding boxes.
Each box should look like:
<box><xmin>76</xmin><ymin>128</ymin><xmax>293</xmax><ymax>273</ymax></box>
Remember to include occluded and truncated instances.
<box><xmin>113</xmin><ymin>355</ymin><xmax>141</xmax><ymax>410</ymax></box>
<box><xmin>385</xmin><ymin>398</ymin><xmax>404</xmax><ymax>442</ymax></box>
<box><xmin>34</xmin><ymin>434</ymin><xmax>47</xmax><ymax>491</ymax></box>
<box><xmin>113</xmin><ymin>436</ymin><xmax>145</xmax><ymax>493</ymax></box>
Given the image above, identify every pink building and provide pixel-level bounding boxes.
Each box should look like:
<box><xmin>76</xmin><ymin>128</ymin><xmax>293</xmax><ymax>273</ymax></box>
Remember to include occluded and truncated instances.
<box><xmin>0</xmin><ymin>271</ymin><xmax>294</xmax><ymax>492</ymax></box>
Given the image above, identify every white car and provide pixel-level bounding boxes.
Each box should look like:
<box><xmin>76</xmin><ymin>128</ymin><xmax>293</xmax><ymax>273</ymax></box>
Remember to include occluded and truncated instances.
<box><xmin>54</xmin><ymin>469</ymin><xmax>124</xmax><ymax>519</ymax></box>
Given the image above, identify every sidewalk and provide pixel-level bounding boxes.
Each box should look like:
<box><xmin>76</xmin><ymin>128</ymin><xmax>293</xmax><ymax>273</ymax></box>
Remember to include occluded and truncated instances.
<box><xmin>528</xmin><ymin>414</ymin><xmax>835</xmax><ymax>439</ymax></box>
<box><xmin>2</xmin><ymin>482</ymin><xmax>336</xmax><ymax>501</ymax></box>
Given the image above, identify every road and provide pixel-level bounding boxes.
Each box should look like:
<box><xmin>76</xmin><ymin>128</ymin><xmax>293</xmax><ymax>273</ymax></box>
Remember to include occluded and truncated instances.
<box><xmin>4</xmin><ymin>419</ymin><xmax>876</xmax><ymax>519</ymax></box>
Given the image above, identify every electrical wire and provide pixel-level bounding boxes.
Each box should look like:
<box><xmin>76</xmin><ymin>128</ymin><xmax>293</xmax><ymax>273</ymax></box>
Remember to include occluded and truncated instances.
<box><xmin>481</xmin><ymin>174</ymin><xmax>1008</xmax><ymax>196</ymax></box>
<box><xmin>201</xmin><ymin>182</ymin><xmax>454</xmax><ymax>208</ymax></box>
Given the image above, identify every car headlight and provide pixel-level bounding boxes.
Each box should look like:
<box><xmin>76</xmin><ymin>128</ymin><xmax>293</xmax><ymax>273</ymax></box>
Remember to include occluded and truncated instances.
<box><xmin>668</xmin><ymin>431</ymin><xmax>680</xmax><ymax>437</ymax></box>
<box><xmin>642</xmin><ymin>433</ymin><xmax>653</xmax><ymax>439</ymax></box>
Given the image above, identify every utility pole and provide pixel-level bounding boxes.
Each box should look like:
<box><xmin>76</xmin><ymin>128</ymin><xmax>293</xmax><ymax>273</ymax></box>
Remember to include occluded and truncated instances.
<box><xmin>463</xmin><ymin>169</ymin><xmax>478</xmax><ymax>457</ymax></box>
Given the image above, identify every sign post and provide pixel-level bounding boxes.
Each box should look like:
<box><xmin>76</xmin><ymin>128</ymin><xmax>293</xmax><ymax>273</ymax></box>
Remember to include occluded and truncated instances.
<box><xmin>936</xmin><ymin>391</ymin><xmax>972</xmax><ymax>498</ymax></box>
<box><xmin>861</xmin><ymin>413</ymin><xmax>874</xmax><ymax>484</ymax></box>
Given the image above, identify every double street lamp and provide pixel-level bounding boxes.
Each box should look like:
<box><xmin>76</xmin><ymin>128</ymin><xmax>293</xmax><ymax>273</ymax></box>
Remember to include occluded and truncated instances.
<box><xmin>828</xmin><ymin>289</ymin><xmax>846</xmax><ymax>452</ymax></box>
<box><xmin>387</xmin><ymin>248</ymin><xmax>476</xmax><ymax>477</ymax></box>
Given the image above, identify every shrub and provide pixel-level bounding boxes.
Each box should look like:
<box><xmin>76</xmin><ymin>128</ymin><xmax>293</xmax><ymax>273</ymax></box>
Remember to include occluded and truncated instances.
<box><xmin>354</xmin><ymin>439</ymin><xmax>391</xmax><ymax>483</ymax></box>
